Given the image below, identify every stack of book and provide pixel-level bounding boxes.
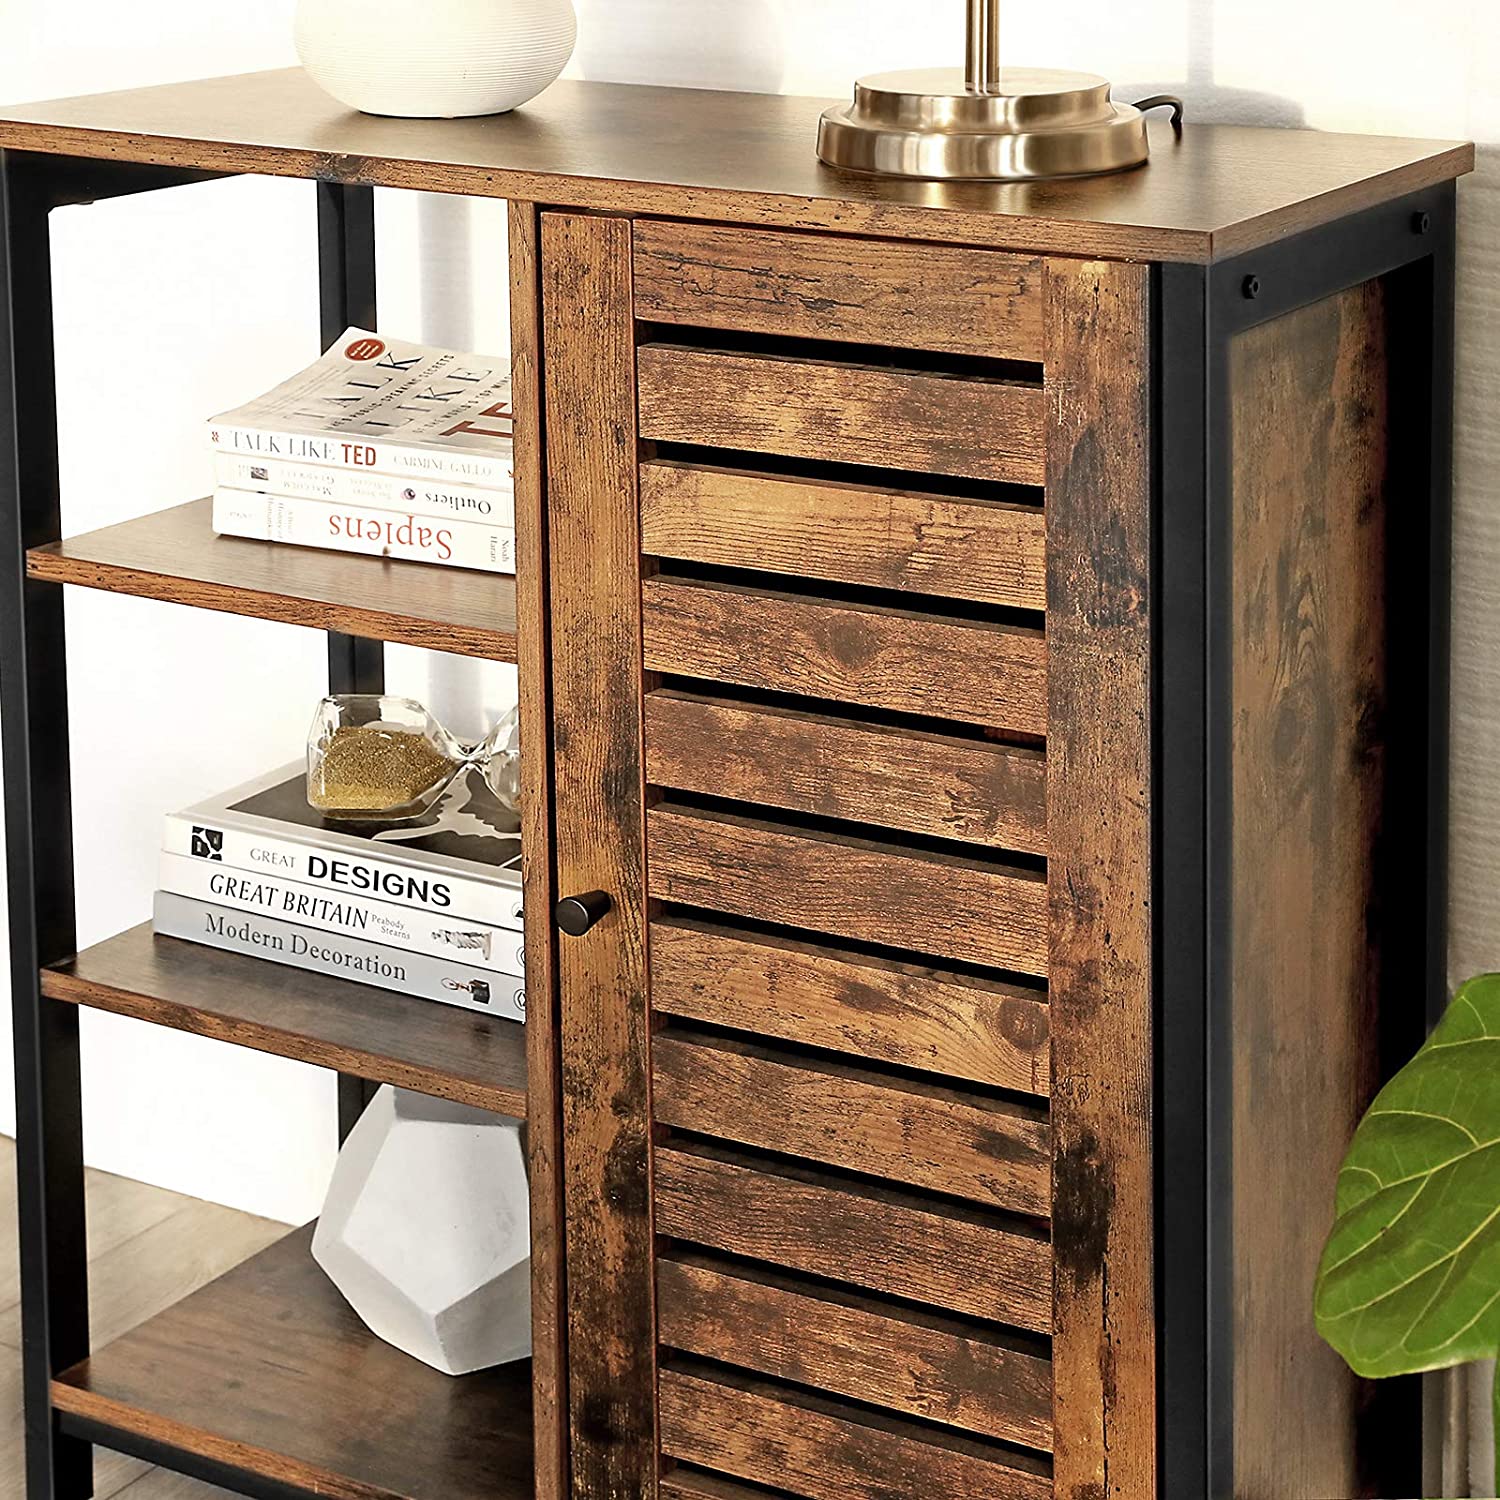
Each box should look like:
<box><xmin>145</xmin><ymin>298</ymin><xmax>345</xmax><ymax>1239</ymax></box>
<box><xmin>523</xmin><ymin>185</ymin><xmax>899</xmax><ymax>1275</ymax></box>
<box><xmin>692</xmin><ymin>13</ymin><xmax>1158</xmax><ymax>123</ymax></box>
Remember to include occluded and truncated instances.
<box><xmin>152</xmin><ymin>763</ymin><xmax>526</xmax><ymax>1022</ymax></box>
<box><xmin>209</xmin><ymin>328</ymin><xmax>516</xmax><ymax>573</ymax></box>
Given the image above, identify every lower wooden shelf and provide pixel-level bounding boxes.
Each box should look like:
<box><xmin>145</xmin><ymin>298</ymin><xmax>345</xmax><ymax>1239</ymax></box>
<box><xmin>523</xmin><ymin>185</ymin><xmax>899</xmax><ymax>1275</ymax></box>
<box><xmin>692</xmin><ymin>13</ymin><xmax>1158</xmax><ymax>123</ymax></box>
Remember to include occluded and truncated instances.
<box><xmin>52</xmin><ymin>1225</ymin><xmax>536</xmax><ymax>1500</ymax></box>
<box><xmin>42</xmin><ymin>924</ymin><xmax>528</xmax><ymax>1117</ymax></box>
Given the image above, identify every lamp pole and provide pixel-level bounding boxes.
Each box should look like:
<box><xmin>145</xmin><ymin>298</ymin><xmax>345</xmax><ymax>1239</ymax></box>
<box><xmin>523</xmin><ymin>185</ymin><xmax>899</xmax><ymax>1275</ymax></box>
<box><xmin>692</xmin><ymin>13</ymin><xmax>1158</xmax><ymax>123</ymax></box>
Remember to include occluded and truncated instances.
<box><xmin>966</xmin><ymin>0</ymin><xmax>1001</xmax><ymax>95</ymax></box>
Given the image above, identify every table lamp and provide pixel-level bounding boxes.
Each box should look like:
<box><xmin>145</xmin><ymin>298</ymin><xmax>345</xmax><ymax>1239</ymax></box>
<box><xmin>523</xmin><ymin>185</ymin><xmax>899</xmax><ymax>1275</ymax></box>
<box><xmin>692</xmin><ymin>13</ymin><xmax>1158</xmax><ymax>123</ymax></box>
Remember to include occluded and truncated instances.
<box><xmin>817</xmin><ymin>0</ymin><xmax>1180</xmax><ymax>181</ymax></box>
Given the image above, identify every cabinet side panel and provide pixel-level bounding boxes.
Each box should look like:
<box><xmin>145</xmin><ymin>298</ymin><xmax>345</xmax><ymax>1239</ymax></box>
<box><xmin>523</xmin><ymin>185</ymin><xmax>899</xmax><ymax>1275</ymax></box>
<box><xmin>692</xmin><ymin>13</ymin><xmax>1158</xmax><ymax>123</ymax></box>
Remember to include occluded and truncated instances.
<box><xmin>541</xmin><ymin>211</ymin><xmax>656</xmax><ymax>1500</ymax></box>
<box><xmin>1044</xmin><ymin>258</ymin><xmax>1156</xmax><ymax>1500</ymax></box>
<box><xmin>510</xmin><ymin>199</ymin><xmax>566</xmax><ymax>1500</ymax></box>
<box><xmin>1229</xmin><ymin>280</ymin><xmax>1389</xmax><ymax>1499</ymax></box>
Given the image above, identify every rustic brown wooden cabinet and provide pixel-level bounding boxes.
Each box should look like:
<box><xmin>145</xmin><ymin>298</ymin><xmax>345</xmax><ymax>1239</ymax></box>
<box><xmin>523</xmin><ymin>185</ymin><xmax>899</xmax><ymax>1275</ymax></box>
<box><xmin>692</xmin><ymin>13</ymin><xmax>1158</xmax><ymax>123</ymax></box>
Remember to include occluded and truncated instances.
<box><xmin>0</xmin><ymin>69</ymin><xmax>1472</xmax><ymax>1500</ymax></box>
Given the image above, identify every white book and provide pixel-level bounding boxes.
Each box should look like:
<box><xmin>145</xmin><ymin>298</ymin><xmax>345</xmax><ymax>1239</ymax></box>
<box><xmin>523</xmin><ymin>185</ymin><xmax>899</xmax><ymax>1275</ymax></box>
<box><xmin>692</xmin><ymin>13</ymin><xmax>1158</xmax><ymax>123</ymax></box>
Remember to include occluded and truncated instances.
<box><xmin>163</xmin><ymin>812</ymin><xmax>524</xmax><ymax>930</ymax></box>
<box><xmin>214</xmin><ymin>488</ymin><xmax>516</xmax><ymax>574</ymax></box>
<box><xmin>172</xmin><ymin>763</ymin><xmax>523</xmax><ymax>929</ymax></box>
<box><xmin>154</xmin><ymin>892</ymin><xmax>526</xmax><ymax>1022</ymax></box>
<box><xmin>159</xmin><ymin>850</ymin><xmax>526</xmax><ymax>969</ymax></box>
<box><xmin>214</xmin><ymin>452</ymin><xmax>515</xmax><ymax>526</ymax></box>
<box><xmin>209</xmin><ymin>328</ymin><xmax>514</xmax><ymax>487</ymax></box>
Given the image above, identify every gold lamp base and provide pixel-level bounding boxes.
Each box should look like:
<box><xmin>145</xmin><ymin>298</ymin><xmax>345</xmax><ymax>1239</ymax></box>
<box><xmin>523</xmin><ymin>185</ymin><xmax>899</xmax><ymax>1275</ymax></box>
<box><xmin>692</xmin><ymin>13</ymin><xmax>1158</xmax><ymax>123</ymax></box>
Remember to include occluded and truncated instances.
<box><xmin>817</xmin><ymin>66</ymin><xmax>1152</xmax><ymax>182</ymax></box>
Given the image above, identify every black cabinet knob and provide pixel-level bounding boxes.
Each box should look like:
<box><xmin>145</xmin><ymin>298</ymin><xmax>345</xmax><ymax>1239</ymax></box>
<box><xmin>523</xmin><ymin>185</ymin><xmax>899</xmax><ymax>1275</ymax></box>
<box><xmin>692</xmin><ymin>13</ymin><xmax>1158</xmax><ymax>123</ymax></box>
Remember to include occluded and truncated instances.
<box><xmin>555</xmin><ymin>890</ymin><xmax>613</xmax><ymax>937</ymax></box>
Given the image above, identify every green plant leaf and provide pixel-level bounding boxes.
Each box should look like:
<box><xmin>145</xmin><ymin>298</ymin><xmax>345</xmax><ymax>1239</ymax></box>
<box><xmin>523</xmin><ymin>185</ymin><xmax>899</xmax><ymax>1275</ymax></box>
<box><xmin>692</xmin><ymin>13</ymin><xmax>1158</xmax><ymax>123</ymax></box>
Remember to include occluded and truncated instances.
<box><xmin>1315</xmin><ymin>973</ymin><xmax>1500</xmax><ymax>1381</ymax></box>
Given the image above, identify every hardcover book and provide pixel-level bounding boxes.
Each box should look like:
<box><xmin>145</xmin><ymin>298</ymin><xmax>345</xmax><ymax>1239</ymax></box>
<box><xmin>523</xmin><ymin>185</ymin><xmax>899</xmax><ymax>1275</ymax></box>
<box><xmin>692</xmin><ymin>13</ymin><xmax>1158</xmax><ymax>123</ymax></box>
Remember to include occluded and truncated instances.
<box><xmin>215</xmin><ymin>452</ymin><xmax>515</xmax><ymax>524</ymax></box>
<box><xmin>153</xmin><ymin>892</ymin><xmax>526</xmax><ymax>1020</ymax></box>
<box><xmin>159</xmin><ymin>850</ymin><xmax>525</xmax><ymax>965</ymax></box>
<box><xmin>166</xmin><ymin>763</ymin><xmax>523</xmax><ymax>929</ymax></box>
<box><xmin>213</xmin><ymin>489</ymin><xmax>516</xmax><ymax>573</ymax></box>
<box><xmin>209</xmin><ymin>328</ymin><xmax>515</xmax><ymax>488</ymax></box>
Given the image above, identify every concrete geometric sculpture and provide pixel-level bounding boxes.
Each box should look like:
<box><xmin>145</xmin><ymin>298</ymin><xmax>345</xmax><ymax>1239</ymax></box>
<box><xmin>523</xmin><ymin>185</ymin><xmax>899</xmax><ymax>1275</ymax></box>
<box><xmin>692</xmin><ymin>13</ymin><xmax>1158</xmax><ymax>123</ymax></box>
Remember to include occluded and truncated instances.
<box><xmin>311</xmin><ymin>1085</ymin><xmax>531</xmax><ymax>1375</ymax></box>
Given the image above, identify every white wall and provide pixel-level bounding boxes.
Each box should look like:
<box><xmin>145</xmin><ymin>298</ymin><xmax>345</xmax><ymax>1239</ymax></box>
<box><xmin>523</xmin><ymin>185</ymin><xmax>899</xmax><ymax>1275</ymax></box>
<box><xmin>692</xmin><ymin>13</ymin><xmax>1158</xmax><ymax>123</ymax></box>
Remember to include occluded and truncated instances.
<box><xmin>2</xmin><ymin>0</ymin><xmax>1498</xmax><ymax>1486</ymax></box>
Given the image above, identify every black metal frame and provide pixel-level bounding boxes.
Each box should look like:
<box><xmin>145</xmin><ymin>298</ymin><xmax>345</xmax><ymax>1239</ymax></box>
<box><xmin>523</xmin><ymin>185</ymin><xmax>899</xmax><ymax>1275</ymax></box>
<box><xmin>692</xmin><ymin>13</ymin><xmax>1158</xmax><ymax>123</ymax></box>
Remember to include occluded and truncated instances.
<box><xmin>1155</xmin><ymin>183</ymin><xmax>1458</xmax><ymax>1500</ymax></box>
<box><xmin>0</xmin><ymin>148</ymin><xmax>383</xmax><ymax>1496</ymax></box>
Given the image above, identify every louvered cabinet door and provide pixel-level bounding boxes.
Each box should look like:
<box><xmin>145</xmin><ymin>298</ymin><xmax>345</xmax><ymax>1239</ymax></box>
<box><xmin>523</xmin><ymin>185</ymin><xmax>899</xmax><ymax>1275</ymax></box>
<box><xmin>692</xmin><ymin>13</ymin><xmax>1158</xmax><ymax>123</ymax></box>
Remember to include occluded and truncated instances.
<box><xmin>543</xmin><ymin>213</ymin><xmax>1153</xmax><ymax>1500</ymax></box>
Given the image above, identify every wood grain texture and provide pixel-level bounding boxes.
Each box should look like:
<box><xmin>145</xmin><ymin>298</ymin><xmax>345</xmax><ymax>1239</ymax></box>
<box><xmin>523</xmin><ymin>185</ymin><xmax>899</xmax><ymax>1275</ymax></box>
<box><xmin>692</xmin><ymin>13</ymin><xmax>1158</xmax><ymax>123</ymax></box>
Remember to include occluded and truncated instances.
<box><xmin>51</xmin><ymin>1228</ymin><xmax>534</xmax><ymax>1500</ymax></box>
<box><xmin>26</xmin><ymin>499</ymin><xmax>516</xmax><ymax>660</ymax></box>
<box><xmin>0</xmin><ymin>72</ymin><xmax>1472</xmax><ymax>262</ymax></box>
<box><xmin>658</xmin><ymin>1473</ymin><xmax>781</xmax><ymax>1500</ymax></box>
<box><xmin>631</xmin><ymin>220</ymin><xmax>1043</xmax><ymax>361</ymax></box>
<box><xmin>653</xmin><ymin>1145</ymin><xmax>1053</xmax><ymax>1334</ymax></box>
<box><xmin>647</xmin><ymin>803</ymin><xmax>1048</xmax><ymax>976</ymax></box>
<box><xmin>644</xmin><ymin>689</ymin><xmax>1047</xmax><ymax>854</ymax></box>
<box><xmin>637</xmin><ymin>345</ymin><xmax>1044</xmax><ymax>486</ymax></box>
<box><xmin>508</xmin><ymin>199</ymin><xmax>565</xmax><ymax>1500</ymax></box>
<box><xmin>41</xmin><ymin>925</ymin><xmax>527</xmax><ymax>1116</ymax></box>
<box><xmin>652</xmin><ymin>1031</ymin><xmax>1051</xmax><ymax>1217</ymax></box>
<box><xmin>640</xmin><ymin>458</ymin><xmax>1045</xmax><ymax>611</ymax></box>
<box><xmin>641</xmin><ymin>578</ymin><xmax>1047</xmax><ymax>735</ymax></box>
<box><xmin>649</xmin><ymin>917</ymin><xmax>1049</xmax><ymax>1095</ymax></box>
<box><xmin>541</xmin><ymin>212</ymin><xmax>655</xmax><ymax>1500</ymax></box>
<box><xmin>1229</xmin><ymin>280</ymin><xmax>1391</xmax><ymax>1500</ymax></box>
<box><xmin>658</xmin><ymin>1367</ymin><xmax>1051</xmax><ymax>1500</ymax></box>
<box><xmin>1043</xmin><ymin>258</ymin><xmax>1155</xmax><ymax>1500</ymax></box>
<box><xmin>656</xmin><ymin>1254</ymin><xmax>1053</xmax><ymax>1448</ymax></box>
<box><xmin>638</xmin><ymin>461</ymin><xmax>1046</xmax><ymax>610</ymax></box>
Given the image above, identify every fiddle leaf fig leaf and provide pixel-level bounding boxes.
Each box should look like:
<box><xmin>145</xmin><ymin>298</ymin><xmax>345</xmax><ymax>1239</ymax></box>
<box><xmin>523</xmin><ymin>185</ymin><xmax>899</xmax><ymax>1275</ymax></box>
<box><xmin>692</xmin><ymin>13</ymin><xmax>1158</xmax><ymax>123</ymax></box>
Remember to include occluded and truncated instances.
<box><xmin>1315</xmin><ymin>973</ymin><xmax>1500</xmax><ymax>1380</ymax></box>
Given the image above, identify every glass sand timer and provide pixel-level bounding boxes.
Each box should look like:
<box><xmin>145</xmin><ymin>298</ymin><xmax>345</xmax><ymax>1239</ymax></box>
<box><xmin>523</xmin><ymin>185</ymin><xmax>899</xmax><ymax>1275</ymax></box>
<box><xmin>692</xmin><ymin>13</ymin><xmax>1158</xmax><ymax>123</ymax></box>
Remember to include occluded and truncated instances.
<box><xmin>307</xmin><ymin>695</ymin><xmax>521</xmax><ymax>821</ymax></box>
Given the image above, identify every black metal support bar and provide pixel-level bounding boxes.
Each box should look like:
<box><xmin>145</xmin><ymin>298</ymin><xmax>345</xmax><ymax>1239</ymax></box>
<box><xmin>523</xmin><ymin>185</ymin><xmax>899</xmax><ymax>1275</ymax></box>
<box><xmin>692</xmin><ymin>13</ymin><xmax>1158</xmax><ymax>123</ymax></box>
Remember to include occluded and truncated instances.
<box><xmin>26</xmin><ymin>153</ymin><xmax>230</xmax><ymax>208</ymax></box>
<box><xmin>317</xmin><ymin>182</ymin><xmax>383</xmax><ymax>1144</ymax></box>
<box><xmin>1211</xmin><ymin>187</ymin><xmax>1451</xmax><ymax>334</ymax></box>
<box><xmin>0</xmin><ymin>149</ymin><xmax>92</xmax><ymax>1500</ymax></box>
<box><xmin>1157</xmin><ymin>182</ymin><xmax>1458</xmax><ymax>1499</ymax></box>
<box><xmin>58</xmin><ymin>1409</ymin><xmax>330</xmax><ymax>1500</ymax></box>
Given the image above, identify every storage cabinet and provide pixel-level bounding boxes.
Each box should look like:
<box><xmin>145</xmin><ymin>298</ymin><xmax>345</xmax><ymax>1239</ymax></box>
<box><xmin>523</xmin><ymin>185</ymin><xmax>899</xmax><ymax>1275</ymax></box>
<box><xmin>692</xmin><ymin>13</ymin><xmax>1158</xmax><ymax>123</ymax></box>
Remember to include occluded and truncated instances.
<box><xmin>0</xmin><ymin>68</ymin><xmax>1471</xmax><ymax>1500</ymax></box>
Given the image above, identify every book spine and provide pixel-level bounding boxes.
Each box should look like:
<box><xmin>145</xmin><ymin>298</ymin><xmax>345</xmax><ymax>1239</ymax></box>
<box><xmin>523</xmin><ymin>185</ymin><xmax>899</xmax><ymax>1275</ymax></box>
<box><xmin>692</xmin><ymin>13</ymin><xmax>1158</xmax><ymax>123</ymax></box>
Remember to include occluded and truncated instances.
<box><xmin>214</xmin><ymin>452</ymin><xmax>515</xmax><ymax>525</ymax></box>
<box><xmin>158</xmin><ymin>851</ymin><xmax>526</xmax><ymax>968</ymax></box>
<box><xmin>161</xmin><ymin>814</ymin><xmax>523</xmax><ymax>929</ymax></box>
<box><xmin>213</xmin><ymin>490</ymin><xmax>515</xmax><ymax>573</ymax></box>
<box><xmin>153</xmin><ymin>892</ymin><xmax>525</xmax><ymax>1021</ymax></box>
<box><xmin>212</xmin><ymin>422</ymin><xmax>513</xmax><ymax>488</ymax></box>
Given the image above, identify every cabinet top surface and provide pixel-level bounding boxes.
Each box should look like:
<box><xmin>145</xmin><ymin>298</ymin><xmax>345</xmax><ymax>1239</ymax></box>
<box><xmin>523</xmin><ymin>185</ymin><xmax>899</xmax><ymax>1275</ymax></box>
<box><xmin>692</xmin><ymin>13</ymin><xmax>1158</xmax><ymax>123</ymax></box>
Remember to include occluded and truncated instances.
<box><xmin>0</xmin><ymin>68</ymin><xmax>1472</xmax><ymax>262</ymax></box>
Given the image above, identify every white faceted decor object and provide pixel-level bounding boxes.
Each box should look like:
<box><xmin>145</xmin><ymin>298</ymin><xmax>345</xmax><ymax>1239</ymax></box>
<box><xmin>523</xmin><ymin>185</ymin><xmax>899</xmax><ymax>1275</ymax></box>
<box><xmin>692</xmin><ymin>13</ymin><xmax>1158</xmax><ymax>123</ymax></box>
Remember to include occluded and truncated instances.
<box><xmin>312</xmin><ymin>1085</ymin><xmax>531</xmax><ymax>1375</ymax></box>
<box><xmin>295</xmin><ymin>0</ymin><xmax>578</xmax><ymax>119</ymax></box>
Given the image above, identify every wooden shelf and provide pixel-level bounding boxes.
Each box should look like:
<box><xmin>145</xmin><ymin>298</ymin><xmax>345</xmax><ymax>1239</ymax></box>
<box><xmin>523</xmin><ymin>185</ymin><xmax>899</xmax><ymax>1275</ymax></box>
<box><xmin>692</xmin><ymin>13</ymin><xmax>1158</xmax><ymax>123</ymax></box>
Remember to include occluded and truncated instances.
<box><xmin>52</xmin><ymin>1225</ymin><xmax>535</xmax><ymax>1500</ymax></box>
<box><xmin>0</xmin><ymin>68</ymin><xmax>1475</xmax><ymax>263</ymax></box>
<box><xmin>43</xmin><ymin>924</ymin><xmax>527</xmax><ymax>1118</ymax></box>
<box><xmin>26</xmin><ymin>499</ymin><xmax>518</xmax><ymax>660</ymax></box>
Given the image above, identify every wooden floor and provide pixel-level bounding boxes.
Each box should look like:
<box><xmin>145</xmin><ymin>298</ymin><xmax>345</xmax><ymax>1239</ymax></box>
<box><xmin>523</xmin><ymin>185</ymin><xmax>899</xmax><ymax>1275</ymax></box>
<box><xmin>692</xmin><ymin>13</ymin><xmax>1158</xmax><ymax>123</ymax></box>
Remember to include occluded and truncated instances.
<box><xmin>0</xmin><ymin>1136</ymin><xmax>288</xmax><ymax>1497</ymax></box>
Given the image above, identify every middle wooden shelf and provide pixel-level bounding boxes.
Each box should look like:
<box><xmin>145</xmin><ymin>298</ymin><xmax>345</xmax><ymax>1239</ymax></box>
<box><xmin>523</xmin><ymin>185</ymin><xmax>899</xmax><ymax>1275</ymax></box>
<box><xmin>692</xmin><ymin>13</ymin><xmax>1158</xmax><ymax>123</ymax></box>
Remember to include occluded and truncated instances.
<box><xmin>43</xmin><ymin>923</ymin><xmax>528</xmax><ymax>1115</ymax></box>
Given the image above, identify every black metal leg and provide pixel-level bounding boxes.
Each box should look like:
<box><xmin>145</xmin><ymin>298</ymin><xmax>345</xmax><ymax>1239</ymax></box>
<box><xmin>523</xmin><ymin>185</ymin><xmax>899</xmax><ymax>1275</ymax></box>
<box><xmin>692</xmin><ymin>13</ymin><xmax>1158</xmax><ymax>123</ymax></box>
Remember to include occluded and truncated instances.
<box><xmin>1155</xmin><ymin>260</ymin><xmax>1212</xmax><ymax>1500</ymax></box>
<box><xmin>316</xmin><ymin>179</ymin><xmax>383</xmax><ymax>705</ymax></box>
<box><xmin>316</xmin><ymin>181</ymin><xmax>377</xmax><ymax>349</ymax></box>
<box><xmin>0</xmin><ymin>150</ymin><xmax>92</xmax><ymax>1500</ymax></box>
<box><xmin>318</xmin><ymin>183</ymin><xmax>383</xmax><ymax>1141</ymax></box>
<box><xmin>1420</xmin><ymin>196</ymin><xmax>1456</xmax><ymax>1038</ymax></box>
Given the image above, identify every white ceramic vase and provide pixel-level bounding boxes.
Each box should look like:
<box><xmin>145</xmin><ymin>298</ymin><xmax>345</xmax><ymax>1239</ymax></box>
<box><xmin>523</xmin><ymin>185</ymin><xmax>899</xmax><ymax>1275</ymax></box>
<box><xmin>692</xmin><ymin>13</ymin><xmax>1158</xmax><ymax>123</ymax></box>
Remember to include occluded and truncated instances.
<box><xmin>296</xmin><ymin>0</ymin><xmax>578</xmax><ymax>119</ymax></box>
<box><xmin>312</xmin><ymin>1087</ymin><xmax>531</xmax><ymax>1375</ymax></box>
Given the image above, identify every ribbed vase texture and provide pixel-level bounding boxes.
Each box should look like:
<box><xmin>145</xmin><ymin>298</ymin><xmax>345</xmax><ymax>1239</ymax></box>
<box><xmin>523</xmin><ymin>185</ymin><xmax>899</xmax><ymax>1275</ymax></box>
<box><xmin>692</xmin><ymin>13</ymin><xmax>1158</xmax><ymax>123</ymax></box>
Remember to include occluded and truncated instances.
<box><xmin>296</xmin><ymin>0</ymin><xmax>578</xmax><ymax>119</ymax></box>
